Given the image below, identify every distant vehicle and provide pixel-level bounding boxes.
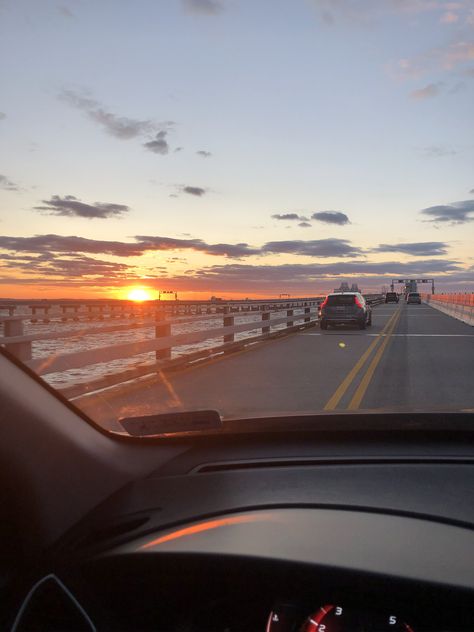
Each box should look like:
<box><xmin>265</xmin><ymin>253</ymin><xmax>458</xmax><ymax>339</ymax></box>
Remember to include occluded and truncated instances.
<box><xmin>407</xmin><ymin>292</ymin><xmax>421</xmax><ymax>304</ymax></box>
<box><xmin>319</xmin><ymin>292</ymin><xmax>372</xmax><ymax>330</ymax></box>
<box><xmin>385</xmin><ymin>292</ymin><xmax>399</xmax><ymax>303</ymax></box>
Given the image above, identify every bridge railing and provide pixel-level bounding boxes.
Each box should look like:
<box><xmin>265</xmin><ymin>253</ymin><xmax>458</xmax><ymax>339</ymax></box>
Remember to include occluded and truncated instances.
<box><xmin>1</xmin><ymin>294</ymin><xmax>384</xmax><ymax>398</ymax></box>
<box><xmin>0</xmin><ymin>298</ymin><xmax>323</xmax><ymax>398</ymax></box>
<box><xmin>422</xmin><ymin>293</ymin><xmax>474</xmax><ymax>326</ymax></box>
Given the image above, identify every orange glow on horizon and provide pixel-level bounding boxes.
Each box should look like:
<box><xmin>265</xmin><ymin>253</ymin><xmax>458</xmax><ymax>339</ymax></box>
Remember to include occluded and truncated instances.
<box><xmin>126</xmin><ymin>287</ymin><xmax>154</xmax><ymax>301</ymax></box>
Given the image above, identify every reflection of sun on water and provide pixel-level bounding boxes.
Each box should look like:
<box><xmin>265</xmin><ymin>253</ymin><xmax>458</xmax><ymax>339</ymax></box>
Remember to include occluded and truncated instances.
<box><xmin>127</xmin><ymin>288</ymin><xmax>153</xmax><ymax>302</ymax></box>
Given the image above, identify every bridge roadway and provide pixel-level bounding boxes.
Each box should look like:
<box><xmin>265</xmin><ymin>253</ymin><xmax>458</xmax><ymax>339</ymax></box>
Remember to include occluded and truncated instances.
<box><xmin>78</xmin><ymin>302</ymin><xmax>474</xmax><ymax>431</ymax></box>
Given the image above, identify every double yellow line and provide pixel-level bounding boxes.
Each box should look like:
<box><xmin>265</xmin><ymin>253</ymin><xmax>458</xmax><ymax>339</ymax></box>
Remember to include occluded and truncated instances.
<box><xmin>324</xmin><ymin>306</ymin><xmax>402</xmax><ymax>411</ymax></box>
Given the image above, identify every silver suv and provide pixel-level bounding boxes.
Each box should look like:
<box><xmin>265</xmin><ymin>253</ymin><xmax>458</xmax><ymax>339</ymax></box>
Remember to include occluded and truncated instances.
<box><xmin>319</xmin><ymin>292</ymin><xmax>372</xmax><ymax>330</ymax></box>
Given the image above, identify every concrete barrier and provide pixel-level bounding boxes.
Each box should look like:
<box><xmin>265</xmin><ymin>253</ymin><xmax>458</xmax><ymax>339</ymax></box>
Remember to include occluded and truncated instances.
<box><xmin>423</xmin><ymin>294</ymin><xmax>474</xmax><ymax>327</ymax></box>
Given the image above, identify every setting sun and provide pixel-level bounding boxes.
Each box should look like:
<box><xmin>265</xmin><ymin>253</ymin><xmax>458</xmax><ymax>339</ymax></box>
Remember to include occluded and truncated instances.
<box><xmin>127</xmin><ymin>288</ymin><xmax>153</xmax><ymax>302</ymax></box>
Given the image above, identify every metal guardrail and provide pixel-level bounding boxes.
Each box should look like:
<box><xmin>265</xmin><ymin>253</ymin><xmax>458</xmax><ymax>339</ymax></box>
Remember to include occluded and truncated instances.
<box><xmin>0</xmin><ymin>295</ymin><xmax>384</xmax><ymax>398</ymax></box>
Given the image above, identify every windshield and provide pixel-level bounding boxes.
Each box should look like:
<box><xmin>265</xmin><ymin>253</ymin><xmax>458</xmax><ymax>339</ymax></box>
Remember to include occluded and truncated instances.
<box><xmin>1</xmin><ymin>1</ymin><xmax>473</xmax><ymax>434</ymax></box>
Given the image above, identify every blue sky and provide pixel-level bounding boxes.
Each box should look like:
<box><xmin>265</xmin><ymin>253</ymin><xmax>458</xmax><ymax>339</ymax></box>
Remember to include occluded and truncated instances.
<box><xmin>0</xmin><ymin>0</ymin><xmax>473</xmax><ymax>298</ymax></box>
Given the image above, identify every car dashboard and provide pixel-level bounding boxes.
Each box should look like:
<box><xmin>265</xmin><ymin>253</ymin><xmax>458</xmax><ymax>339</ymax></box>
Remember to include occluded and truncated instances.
<box><xmin>7</xmin><ymin>421</ymin><xmax>474</xmax><ymax>632</ymax></box>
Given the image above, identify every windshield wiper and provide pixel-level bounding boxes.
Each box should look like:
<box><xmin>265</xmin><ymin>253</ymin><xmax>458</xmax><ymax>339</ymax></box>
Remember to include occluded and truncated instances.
<box><xmin>119</xmin><ymin>409</ymin><xmax>222</xmax><ymax>436</ymax></box>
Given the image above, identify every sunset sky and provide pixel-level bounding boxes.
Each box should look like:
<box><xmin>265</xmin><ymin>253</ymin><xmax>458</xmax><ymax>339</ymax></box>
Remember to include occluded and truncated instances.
<box><xmin>0</xmin><ymin>0</ymin><xmax>473</xmax><ymax>299</ymax></box>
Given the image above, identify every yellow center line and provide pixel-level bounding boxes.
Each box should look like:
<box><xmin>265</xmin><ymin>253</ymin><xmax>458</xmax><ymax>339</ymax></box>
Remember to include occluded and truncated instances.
<box><xmin>347</xmin><ymin>307</ymin><xmax>402</xmax><ymax>410</ymax></box>
<box><xmin>323</xmin><ymin>307</ymin><xmax>400</xmax><ymax>411</ymax></box>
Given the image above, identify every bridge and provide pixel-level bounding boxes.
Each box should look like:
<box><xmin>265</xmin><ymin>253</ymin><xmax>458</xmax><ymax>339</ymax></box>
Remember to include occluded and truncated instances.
<box><xmin>1</xmin><ymin>293</ymin><xmax>473</xmax><ymax>432</ymax></box>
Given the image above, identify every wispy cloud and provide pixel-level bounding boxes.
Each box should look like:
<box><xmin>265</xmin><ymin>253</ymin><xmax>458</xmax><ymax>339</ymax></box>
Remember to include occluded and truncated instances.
<box><xmin>0</xmin><ymin>234</ymin><xmax>364</xmax><ymax>261</ymax></box>
<box><xmin>137</xmin><ymin>235</ymin><xmax>259</xmax><ymax>257</ymax></box>
<box><xmin>171</xmin><ymin>258</ymin><xmax>463</xmax><ymax>292</ymax></box>
<box><xmin>440</xmin><ymin>10</ymin><xmax>459</xmax><ymax>23</ymax></box>
<box><xmin>0</xmin><ymin>252</ymin><xmax>131</xmax><ymax>279</ymax></box>
<box><xmin>299</xmin><ymin>221</ymin><xmax>312</xmax><ymax>228</ymax></box>
<box><xmin>398</xmin><ymin>40</ymin><xmax>474</xmax><ymax>79</ymax></box>
<box><xmin>0</xmin><ymin>112</ymin><xmax>6</xmax><ymax>121</ymax></box>
<box><xmin>196</xmin><ymin>150</ymin><xmax>212</xmax><ymax>157</ymax></box>
<box><xmin>272</xmin><ymin>213</ymin><xmax>308</xmax><ymax>221</ymax></box>
<box><xmin>410</xmin><ymin>82</ymin><xmax>442</xmax><ymax>99</ymax></box>
<box><xmin>262</xmin><ymin>238</ymin><xmax>362</xmax><ymax>258</ymax></box>
<box><xmin>374</xmin><ymin>241</ymin><xmax>448</xmax><ymax>256</ymax></box>
<box><xmin>311</xmin><ymin>211</ymin><xmax>350</xmax><ymax>225</ymax></box>
<box><xmin>0</xmin><ymin>174</ymin><xmax>20</xmax><ymax>192</ymax></box>
<box><xmin>60</xmin><ymin>89</ymin><xmax>156</xmax><ymax>139</ymax></box>
<box><xmin>182</xmin><ymin>0</ymin><xmax>224</xmax><ymax>15</ymax></box>
<box><xmin>143</xmin><ymin>131</ymin><xmax>169</xmax><ymax>155</ymax></box>
<box><xmin>33</xmin><ymin>195</ymin><xmax>130</xmax><ymax>219</ymax></box>
<box><xmin>420</xmin><ymin>199</ymin><xmax>474</xmax><ymax>224</ymax></box>
<box><xmin>0</xmin><ymin>235</ymin><xmax>147</xmax><ymax>257</ymax></box>
<box><xmin>418</xmin><ymin>144</ymin><xmax>459</xmax><ymax>157</ymax></box>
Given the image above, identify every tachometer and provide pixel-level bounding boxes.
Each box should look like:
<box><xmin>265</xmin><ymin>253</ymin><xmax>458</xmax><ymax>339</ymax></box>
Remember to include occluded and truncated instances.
<box><xmin>299</xmin><ymin>604</ymin><xmax>414</xmax><ymax>631</ymax></box>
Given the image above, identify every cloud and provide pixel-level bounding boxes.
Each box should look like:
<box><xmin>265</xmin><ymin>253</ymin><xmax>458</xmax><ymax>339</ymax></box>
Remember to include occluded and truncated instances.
<box><xmin>60</xmin><ymin>89</ymin><xmax>155</xmax><ymax>139</ymax></box>
<box><xmin>0</xmin><ymin>253</ymin><xmax>125</xmax><ymax>275</ymax></box>
<box><xmin>299</xmin><ymin>221</ymin><xmax>312</xmax><ymax>228</ymax></box>
<box><xmin>262</xmin><ymin>238</ymin><xmax>362</xmax><ymax>258</ymax></box>
<box><xmin>0</xmin><ymin>235</ymin><xmax>147</xmax><ymax>257</ymax></box>
<box><xmin>410</xmin><ymin>82</ymin><xmax>442</xmax><ymax>99</ymax></box>
<box><xmin>143</xmin><ymin>130</ymin><xmax>169</xmax><ymax>154</ymax></box>
<box><xmin>0</xmin><ymin>112</ymin><xmax>6</xmax><ymax>120</ymax></box>
<box><xmin>182</xmin><ymin>185</ymin><xmax>206</xmax><ymax>196</ymax></box>
<box><xmin>196</xmin><ymin>150</ymin><xmax>212</xmax><ymax>157</ymax></box>
<box><xmin>0</xmin><ymin>174</ymin><xmax>20</xmax><ymax>192</ymax></box>
<box><xmin>136</xmin><ymin>235</ymin><xmax>260</xmax><ymax>258</ymax></box>
<box><xmin>374</xmin><ymin>241</ymin><xmax>448</xmax><ymax>256</ymax></box>
<box><xmin>420</xmin><ymin>199</ymin><xmax>474</xmax><ymax>224</ymax></box>
<box><xmin>470</xmin><ymin>188</ymin><xmax>474</xmax><ymax>194</ymax></box>
<box><xmin>0</xmin><ymin>233</ymin><xmax>367</xmax><ymax>262</ymax></box>
<box><xmin>440</xmin><ymin>10</ymin><xmax>459</xmax><ymax>23</ymax></box>
<box><xmin>33</xmin><ymin>195</ymin><xmax>130</xmax><ymax>219</ymax></box>
<box><xmin>311</xmin><ymin>211</ymin><xmax>350</xmax><ymax>225</ymax></box>
<box><xmin>419</xmin><ymin>144</ymin><xmax>459</xmax><ymax>157</ymax></box>
<box><xmin>272</xmin><ymin>213</ymin><xmax>309</xmax><ymax>221</ymax></box>
<box><xmin>398</xmin><ymin>40</ymin><xmax>474</xmax><ymax>79</ymax></box>
<box><xmin>167</xmin><ymin>258</ymin><xmax>463</xmax><ymax>292</ymax></box>
<box><xmin>183</xmin><ymin>0</ymin><xmax>223</xmax><ymax>15</ymax></box>
<box><xmin>0</xmin><ymin>233</ymin><xmax>262</xmax><ymax>260</ymax></box>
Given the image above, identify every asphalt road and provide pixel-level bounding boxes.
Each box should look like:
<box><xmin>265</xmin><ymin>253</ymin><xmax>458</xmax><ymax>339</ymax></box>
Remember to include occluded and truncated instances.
<box><xmin>78</xmin><ymin>302</ymin><xmax>474</xmax><ymax>429</ymax></box>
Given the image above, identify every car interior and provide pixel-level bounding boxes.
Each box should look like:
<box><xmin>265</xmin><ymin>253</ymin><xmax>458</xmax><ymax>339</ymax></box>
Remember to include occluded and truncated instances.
<box><xmin>1</xmin><ymin>348</ymin><xmax>473</xmax><ymax>632</ymax></box>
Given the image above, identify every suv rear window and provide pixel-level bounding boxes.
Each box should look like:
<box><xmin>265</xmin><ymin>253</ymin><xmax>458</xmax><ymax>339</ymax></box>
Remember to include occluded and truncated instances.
<box><xmin>386</xmin><ymin>293</ymin><xmax>396</xmax><ymax>298</ymax></box>
<box><xmin>409</xmin><ymin>293</ymin><xmax>420</xmax><ymax>297</ymax></box>
<box><xmin>326</xmin><ymin>295</ymin><xmax>356</xmax><ymax>306</ymax></box>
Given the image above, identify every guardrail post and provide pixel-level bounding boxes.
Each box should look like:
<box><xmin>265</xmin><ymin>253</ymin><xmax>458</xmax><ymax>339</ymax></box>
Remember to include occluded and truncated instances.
<box><xmin>304</xmin><ymin>307</ymin><xmax>310</xmax><ymax>323</ymax></box>
<box><xmin>223</xmin><ymin>306</ymin><xmax>235</xmax><ymax>343</ymax></box>
<box><xmin>287</xmin><ymin>309</ymin><xmax>294</xmax><ymax>327</ymax></box>
<box><xmin>155</xmin><ymin>308</ymin><xmax>171</xmax><ymax>360</ymax></box>
<box><xmin>262</xmin><ymin>310</ymin><xmax>270</xmax><ymax>334</ymax></box>
<box><xmin>4</xmin><ymin>318</ymin><xmax>32</xmax><ymax>361</ymax></box>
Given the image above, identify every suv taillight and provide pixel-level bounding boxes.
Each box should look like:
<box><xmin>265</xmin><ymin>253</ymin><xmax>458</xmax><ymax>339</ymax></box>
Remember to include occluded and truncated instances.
<box><xmin>320</xmin><ymin>298</ymin><xmax>328</xmax><ymax>308</ymax></box>
<box><xmin>354</xmin><ymin>296</ymin><xmax>363</xmax><ymax>308</ymax></box>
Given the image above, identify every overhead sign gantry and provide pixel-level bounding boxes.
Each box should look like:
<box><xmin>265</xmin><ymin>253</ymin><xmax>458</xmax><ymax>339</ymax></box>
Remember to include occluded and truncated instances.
<box><xmin>390</xmin><ymin>278</ymin><xmax>435</xmax><ymax>294</ymax></box>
